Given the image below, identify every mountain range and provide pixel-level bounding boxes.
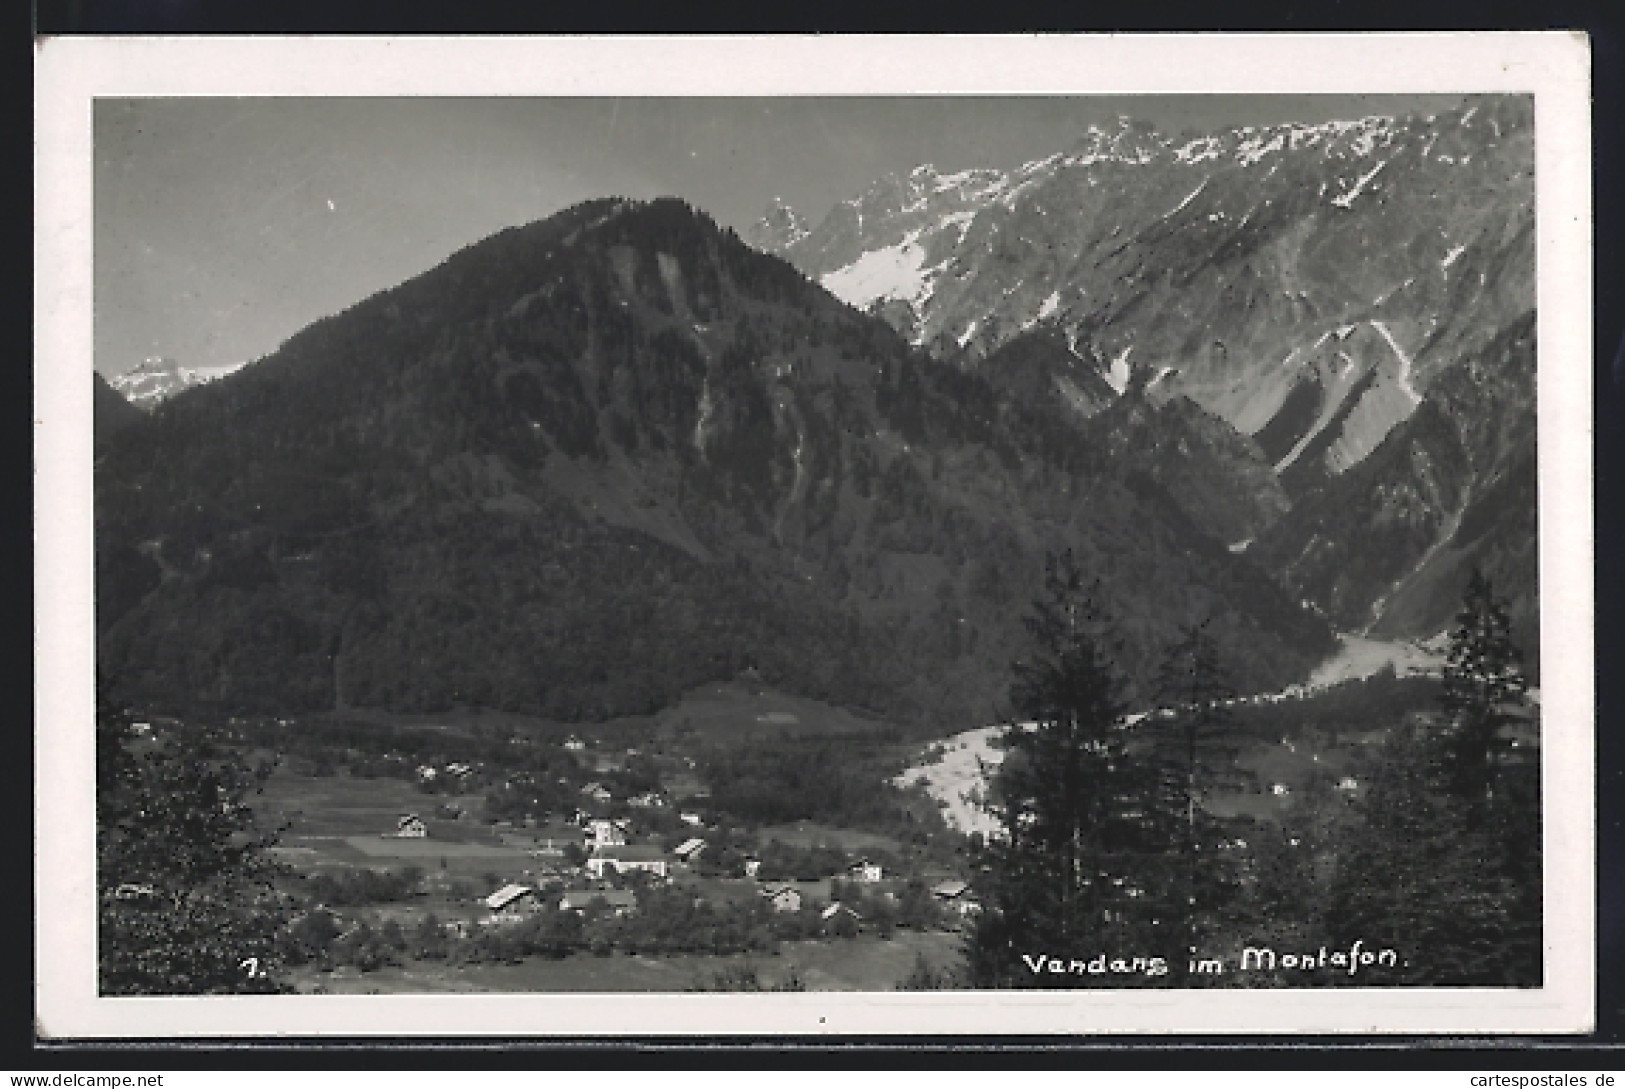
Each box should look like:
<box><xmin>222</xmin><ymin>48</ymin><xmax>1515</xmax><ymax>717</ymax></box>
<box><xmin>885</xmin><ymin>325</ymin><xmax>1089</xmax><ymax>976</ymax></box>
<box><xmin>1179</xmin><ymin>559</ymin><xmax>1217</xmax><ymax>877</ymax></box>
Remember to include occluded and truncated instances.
<box><xmin>94</xmin><ymin>96</ymin><xmax>1538</xmax><ymax>727</ymax></box>
<box><xmin>750</xmin><ymin>95</ymin><xmax>1536</xmax><ymax>650</ymax></box>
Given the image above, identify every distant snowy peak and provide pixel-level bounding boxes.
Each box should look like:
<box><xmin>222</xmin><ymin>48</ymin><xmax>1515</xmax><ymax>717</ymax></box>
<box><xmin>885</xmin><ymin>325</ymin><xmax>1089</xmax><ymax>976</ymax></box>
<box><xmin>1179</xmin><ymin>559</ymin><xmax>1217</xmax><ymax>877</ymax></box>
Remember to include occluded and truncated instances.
<box><xmin>756</xmin><ymin>94</ymin><xmax>1531</xmax><ymax>500</ymax></box>
<box><xmin>109</xmin><ymin>356</ymin><xmax>248</xmax><ymax>410</ymax></box>
<box><xmin>745</xmin><ymin>196</ymin><xmax>809</xmax><ymax>253</ymax></box>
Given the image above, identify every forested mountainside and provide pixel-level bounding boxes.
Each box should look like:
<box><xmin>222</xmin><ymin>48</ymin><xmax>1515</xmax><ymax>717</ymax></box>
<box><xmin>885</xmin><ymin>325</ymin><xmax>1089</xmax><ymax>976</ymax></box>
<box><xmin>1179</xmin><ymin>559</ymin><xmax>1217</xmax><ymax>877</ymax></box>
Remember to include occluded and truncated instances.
<box><xmin>96</xmin><ymin>197</ymin><xmax>1334</xmax><ymax>725</ymax></box>
<box><xmin>754</xmin><ymin>96</ymin><xmax>1536</xmax><ymax>641</ymax></box>
<box><xmin>94</xmin><ymin>371</ymin><xmax>146</xmax><ymax>448</ymax></box>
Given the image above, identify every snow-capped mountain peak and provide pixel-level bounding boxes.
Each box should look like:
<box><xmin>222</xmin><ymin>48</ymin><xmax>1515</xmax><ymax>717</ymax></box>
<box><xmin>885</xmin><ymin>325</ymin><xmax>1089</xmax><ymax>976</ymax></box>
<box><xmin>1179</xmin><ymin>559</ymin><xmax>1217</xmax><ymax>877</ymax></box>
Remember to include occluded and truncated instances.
<box><xmin>752</xmin><ymin>95</ymin><xmax>1532</xmax><ymax>510</ymax></box>
<box><xmin>108</xmin><ymin>356</ymin><xmax>248</xmax><ymax>410</ymax></box>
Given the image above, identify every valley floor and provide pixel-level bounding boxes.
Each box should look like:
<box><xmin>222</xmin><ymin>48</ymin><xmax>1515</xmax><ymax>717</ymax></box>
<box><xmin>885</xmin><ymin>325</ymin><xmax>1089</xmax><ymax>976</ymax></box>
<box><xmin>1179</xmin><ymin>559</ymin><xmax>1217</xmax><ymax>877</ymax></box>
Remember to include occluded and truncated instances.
<box><xmin>897</xmin><ymin>634</ymin><xmax>1444</xmax><ymax>837</ymax></box>
<box><xmin>289</xmin><ymin>930</ymin><xmax>965</xmax><ymax>994</ymax></box>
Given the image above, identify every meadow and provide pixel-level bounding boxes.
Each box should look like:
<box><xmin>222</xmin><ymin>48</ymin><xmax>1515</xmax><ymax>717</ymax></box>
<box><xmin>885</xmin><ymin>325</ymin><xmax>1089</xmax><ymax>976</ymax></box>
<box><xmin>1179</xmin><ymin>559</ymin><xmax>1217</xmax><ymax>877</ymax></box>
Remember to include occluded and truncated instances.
<box><xmin>290</xmin><ymin>929</ymin><xmax>966</xmax><ymax>993</ymax></box>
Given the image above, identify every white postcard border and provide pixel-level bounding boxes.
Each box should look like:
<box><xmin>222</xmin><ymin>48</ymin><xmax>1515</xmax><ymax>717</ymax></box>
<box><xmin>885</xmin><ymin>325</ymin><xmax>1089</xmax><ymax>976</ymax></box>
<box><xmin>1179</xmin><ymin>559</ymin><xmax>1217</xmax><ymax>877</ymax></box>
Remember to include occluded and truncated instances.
<box><xmin>34</xmin><ymin>31</ymin><xmax>1595</xmax><ymax>1037</ymax></box>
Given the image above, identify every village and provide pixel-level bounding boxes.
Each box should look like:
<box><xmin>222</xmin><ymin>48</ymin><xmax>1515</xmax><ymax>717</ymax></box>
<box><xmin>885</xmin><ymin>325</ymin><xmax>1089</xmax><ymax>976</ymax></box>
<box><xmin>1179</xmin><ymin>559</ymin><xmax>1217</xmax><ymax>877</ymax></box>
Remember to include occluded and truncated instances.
<box><xmin>181</xmin><ymin>688</ymin><xmax>985</xmax><ymax>989</ymax></box>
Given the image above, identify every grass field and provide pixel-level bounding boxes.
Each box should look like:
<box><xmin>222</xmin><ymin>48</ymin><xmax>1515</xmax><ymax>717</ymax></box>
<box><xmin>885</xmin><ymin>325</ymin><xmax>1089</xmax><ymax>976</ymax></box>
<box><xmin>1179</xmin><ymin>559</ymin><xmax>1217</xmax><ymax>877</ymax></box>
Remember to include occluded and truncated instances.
<box><xmin>257</xmin><ymin>766</ymin><xmax>491</xmax><ymax>840</ymax></box>
<box><xmin>291</xmin><ymin>929</ymin><xmax>965</xmax><ymax>994</ymax></box>
<box><xmin>754</xmin><ymin>821</ymin><xmax>904</xmax><ymax>854</ymax></box>
<box><xmin>622</xmin><ymin>682</ymin><xmax>907</xmax><ymax>749</ymax></box>
<box><xmin>295</xmin><ymin>681</ymin><xmax>910</xmax><ymax>752</ymax></box>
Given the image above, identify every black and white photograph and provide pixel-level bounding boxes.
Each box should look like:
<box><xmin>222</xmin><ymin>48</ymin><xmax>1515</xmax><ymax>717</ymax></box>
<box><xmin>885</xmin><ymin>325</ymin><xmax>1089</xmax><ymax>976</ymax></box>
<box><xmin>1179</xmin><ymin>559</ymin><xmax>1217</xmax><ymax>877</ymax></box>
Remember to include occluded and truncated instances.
<box><xmin>34</xmin><ymin>34</ymin><xmax>1594</xmax><ymax>1036</ymax></box>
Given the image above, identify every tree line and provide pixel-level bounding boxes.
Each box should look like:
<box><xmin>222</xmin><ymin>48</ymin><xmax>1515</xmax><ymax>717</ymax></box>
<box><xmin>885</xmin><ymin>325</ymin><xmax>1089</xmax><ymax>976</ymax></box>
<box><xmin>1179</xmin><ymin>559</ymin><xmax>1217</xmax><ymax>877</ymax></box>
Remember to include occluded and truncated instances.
<box><xmin>964</xmin><ymin>558</ymin><xmax>1540</xmax><ymax>988</ymax></box>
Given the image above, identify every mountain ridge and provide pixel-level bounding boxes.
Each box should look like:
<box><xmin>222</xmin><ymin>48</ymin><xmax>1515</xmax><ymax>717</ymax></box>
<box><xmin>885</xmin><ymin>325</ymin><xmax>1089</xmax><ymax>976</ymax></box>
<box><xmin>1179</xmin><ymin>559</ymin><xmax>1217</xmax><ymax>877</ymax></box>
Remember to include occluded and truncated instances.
<box><xmin>753</xmin><ymin>96</ymin><xmax>1536</xmax><ymax>642</ymax></box>
<box><xmin>96</xmin><ymin>197</ymin><xmax>1336</xmax><ymax>727</ymax></box>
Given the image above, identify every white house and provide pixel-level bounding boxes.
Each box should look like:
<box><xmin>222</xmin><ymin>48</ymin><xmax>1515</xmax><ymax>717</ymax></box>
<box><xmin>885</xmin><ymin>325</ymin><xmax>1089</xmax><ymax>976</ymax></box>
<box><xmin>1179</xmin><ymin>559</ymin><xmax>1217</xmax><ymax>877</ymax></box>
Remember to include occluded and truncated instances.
<box><xmin>394</xmin><ymin>813</ymin><xmax>428</xmax><ymax>839</ymax></box>
<box><xmin>587</xmin><ymin>819</ymin><xmax>626</xmax><ymax>849</ymax></box>
<box><xmin>585</xmin><ymin>845</ymin><xmax>670</xmax><ymax>879</ymax></box>
<box><xmin>673</xmin><ymin>837</ymin><xmax>707</xmax><ymax>863</ymax></box>
<box><xmin>742</xmin><ymin>855</ymin><xmax>762</xmax><ymax>879</ymax></box>
<box><xmin>678</xmin><ymin>812</ymin><xmax>705</xmax><ymax>827</ymax></box>
<box><xmin>563</xmin><ymin>736</ymin><xmax>587</xmax><ymax>752</ymax></box>
<box><xmin>848</xmin><ymin>859</ymin><xmax>883</xmax><ymax>883</ymax></box>
<box><xmin>579</xmin><ymin>782</ymin><xmax>612</xmax><ymax>804</ymax></box>
<box><xmin>558</xmin><ymin>888</ymin><xmax>637</xmax><ymax>915</ymax></box>
<box><xmin>761</xmin><ymin>885</ymin><xmax>802</xmax><ymax>913</ymax></box>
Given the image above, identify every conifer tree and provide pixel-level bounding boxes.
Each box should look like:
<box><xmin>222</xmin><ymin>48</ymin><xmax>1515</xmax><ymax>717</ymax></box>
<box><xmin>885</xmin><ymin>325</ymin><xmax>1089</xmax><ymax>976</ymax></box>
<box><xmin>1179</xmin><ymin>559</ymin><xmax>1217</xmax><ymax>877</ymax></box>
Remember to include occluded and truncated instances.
<box><xmin>967</xmin><ymin>551</ymin><xmax>1166</xmax><ymax>986</ymax></box>
<box><xmin>97</xmin><ymin>691</ymin><xmax>290</xmax><ymax>994</ymax></box>
<box><xmin>1438</xmin><ymin>567</ymin><xmax>1528</xmax><ymax>804</ymax></box>
<box><xmin>1321</xmin><ymin>570</ymin><xmax>1540</xmax><ymax>986</ymax></box>
<box><xmin>1149</xmin><ymin>622</ymin><xmax>1247</xmax><ymax>961</ymax></box>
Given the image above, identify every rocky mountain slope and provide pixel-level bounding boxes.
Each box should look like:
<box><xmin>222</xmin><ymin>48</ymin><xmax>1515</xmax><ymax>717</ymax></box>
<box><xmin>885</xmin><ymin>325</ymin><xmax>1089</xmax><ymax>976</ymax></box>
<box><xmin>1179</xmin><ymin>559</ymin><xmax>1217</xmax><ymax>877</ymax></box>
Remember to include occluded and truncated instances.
<box><xmin>94</xmin><ymin>372</ymin><xmax>146</xmax><ymax>447</ymax></box>
<box><xmin>752</xmin><ymin>96</ymin><xmax>1536</xmax><ymax>641</ymax></box>
<box><xmin>95</xmin><ymin>198</ymin><xmax>1335</xmax><ymax>725</ymax></box>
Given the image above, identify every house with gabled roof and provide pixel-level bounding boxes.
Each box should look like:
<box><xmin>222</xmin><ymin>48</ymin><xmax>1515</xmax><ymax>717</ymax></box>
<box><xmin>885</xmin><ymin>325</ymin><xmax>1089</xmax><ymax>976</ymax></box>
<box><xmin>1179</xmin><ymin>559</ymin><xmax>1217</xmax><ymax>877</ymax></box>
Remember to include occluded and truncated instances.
<box><xmin>585</xmin><ymin>845</ymin><xmax>670</xmax><ymax>879</ymax></box>
<box><xmin>482</xmin><ymin>884</ymin><xmax>539</xmax><ymax>913</ymax></box>
<box><xmin>673</xmin><ymin>837</ymin><xmax>707</xmax><ymax>863</ymax></box>
<box><xmin>820</xmin><ymin>901</ymin><xmax>862</xmax><ymax>923</ymax></box>
<box><xmin>558</xmin><ymin>888</ymin><xmax>638</xmax><ymax>915</ymax></box>
<box><xmin>760</xmin><ymin>884</ymin><xmax>802</xmax><ymax>913</ymax></box>
<box><xmin>586</xmin><ymin>819</ymin><xmax>627</xmax><ymax>850</ymax></box>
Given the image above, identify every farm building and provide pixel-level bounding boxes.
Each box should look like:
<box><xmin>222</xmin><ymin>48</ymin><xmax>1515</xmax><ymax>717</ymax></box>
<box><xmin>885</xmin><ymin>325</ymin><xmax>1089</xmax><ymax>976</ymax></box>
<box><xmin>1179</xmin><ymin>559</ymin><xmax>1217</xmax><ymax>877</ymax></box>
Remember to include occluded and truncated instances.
<box><xmin>679</xmin><ymin>812</ymin><xmax>705</xmax><ymax>827</ymax></box>
<box><xmin>394</xmin><ymin>813</ymin><xmax>428</xmax><ymax>838</ymax></box>
<box><xmin>673</xmin><ymin>837</ymin><xmax>707</xmax><ymax>862</ymax></box>
<box><xmin>482</xmin><ymin>884</ymin><xmax>540</xmax><ymax>913</ymax></box>
<box><xmin>930</xmin><ymin>879</ymin><xmax>970</xmax><ymax>901</ymax></box>
<box><xmin>761</xmin><ymin>885</ymin><xmax>802</xmax><ymax>913</ymax></box>
<box><xmin>820</xmin><ymin>902</ymin><xmax>862</xmax><ymax>922</ymax></box>
<box><xmin>558</xmin><ymin>888</ymin><xmax>638</xmax><ymax>915</ymax></box>
<box><xmin>848</xmin><ymin>859</ymin><xmax>883</xmax><ymax>883</ymax></box>
<box><xmin>579</xmin><ymin>782</ymin><xmax>613</xmax><ymax>804</ymax></box>
<box><xmin>563</xmin><ymin>735</ymin><xmax>587</xmax><ymax>752</ymax></box>
<box><xmin>742</xmin><ymin>855</ymin><xmax>762</xmax><ymax>878</ymax></box>
<box><xmin>585</xmin><ymin>845</ymin><xmax>670</xmax><ymax>879</ymax></box>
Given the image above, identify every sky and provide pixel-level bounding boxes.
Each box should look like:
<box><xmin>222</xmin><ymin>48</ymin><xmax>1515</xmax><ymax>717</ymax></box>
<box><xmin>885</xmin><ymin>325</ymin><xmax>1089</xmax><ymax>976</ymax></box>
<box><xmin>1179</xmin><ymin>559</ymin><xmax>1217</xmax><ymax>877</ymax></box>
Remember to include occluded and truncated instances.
<box><xmin>94</xmin><ymin>94</ymin><xmax>1464</xmax><ymax>377</ymax></box>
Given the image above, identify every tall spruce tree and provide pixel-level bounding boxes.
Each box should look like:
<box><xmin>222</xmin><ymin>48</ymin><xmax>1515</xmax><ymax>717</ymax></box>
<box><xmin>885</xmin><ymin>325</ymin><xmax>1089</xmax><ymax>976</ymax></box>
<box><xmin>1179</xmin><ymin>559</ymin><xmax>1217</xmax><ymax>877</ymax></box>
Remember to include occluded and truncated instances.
<box><xmin>1321</xmin><ymin>570</ymin><xmax>1540</xmax><ymax>986</ymax></box>
<box><xmin>966</xmin><ymin>552</ymin><xmax>1171</xmax><ymax>987</ymax></box>
<box><xmin>1148</xmin><ymin>622</ymin><xmax>1248</xmax><ymax>966</ymax></box>
<box><xmin>1438</xmin><ymin>567</ymin><xmax>1529</xmax><ymax>805</ymax></box>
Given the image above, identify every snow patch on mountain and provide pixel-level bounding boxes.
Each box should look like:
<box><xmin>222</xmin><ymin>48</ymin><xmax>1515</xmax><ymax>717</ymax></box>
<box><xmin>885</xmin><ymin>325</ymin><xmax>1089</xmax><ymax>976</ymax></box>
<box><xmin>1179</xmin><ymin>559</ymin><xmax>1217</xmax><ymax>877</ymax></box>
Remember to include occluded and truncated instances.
<box><xmin>1106</xmin><ymin>346</ymin><xmax>1133</xmax><ymax>395</ymax></box>
<box><xmin>1165</xmin><ymin>178</ymin><xmax>1209</xmax><ymax>218</ymax></box>
<box><xmin>820</xmin><ymin>229</ymin><xmax>933</xmax><ymax>310</ymax></box>
<box><xmin>1331</xmin><ymin>160</ymin><xmax>1388</xmax><ymax>208</ymax></box>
